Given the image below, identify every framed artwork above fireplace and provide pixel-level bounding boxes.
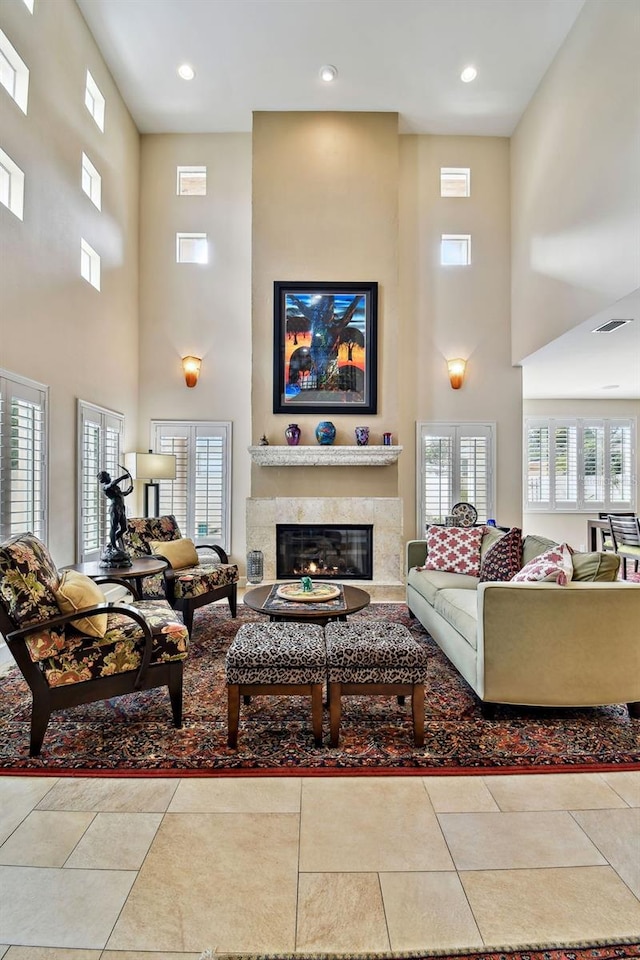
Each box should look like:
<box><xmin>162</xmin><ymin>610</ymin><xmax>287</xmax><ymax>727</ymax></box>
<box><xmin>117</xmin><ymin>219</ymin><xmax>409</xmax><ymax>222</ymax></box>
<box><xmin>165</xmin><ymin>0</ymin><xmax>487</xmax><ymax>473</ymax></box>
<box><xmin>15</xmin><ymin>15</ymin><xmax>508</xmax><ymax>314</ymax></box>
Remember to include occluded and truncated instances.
<box><xmin>273</xmin><ymin>280</ymin><xmax>378</xmax><ymax>414</ymax></box>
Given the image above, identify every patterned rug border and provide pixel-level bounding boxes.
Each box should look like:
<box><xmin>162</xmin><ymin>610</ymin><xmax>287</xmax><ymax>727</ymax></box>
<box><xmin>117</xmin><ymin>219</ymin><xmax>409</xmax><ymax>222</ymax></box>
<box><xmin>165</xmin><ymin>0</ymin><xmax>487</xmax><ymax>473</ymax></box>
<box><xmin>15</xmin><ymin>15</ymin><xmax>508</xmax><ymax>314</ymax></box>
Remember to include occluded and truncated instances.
<box><xmin>1</xmin><ymin>761</ymin><xmax>639</xmax><ymax>779</ymax></box>
<box><xmin>201</xmin><ymin>937</ymin><xmax>640</xmax><ymax>960</ymax></box>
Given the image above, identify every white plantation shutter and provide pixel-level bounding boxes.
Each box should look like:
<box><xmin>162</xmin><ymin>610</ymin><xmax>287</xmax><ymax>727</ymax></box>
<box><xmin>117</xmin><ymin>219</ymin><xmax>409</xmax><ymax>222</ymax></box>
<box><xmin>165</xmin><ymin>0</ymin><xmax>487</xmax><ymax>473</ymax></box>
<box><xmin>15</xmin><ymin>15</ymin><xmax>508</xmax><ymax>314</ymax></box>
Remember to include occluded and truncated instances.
<box><xmin>78</xmin><ymin>401</ymin><xmax>124</xmax><ymax>561</ymax></box>
<box><xmin>417</xmin><ymin>422</ymin><xmax>494</xmax><ymax>534</ymax></box>
<box><xmin>553</xmin><ymin>424</ymin><xmax>578</xmax><ymax>506</ymax></box>
<box><xmin>152</xmin><ymin>421</ymin><xmax>231</xmax><ymax>551</ymax></box>
<box><xmin>525</xmin><ymin>418</ymin><xmax>635</xmax><ymax>512</ymax></box>
<box><xmin>0</xmin><ymin>371</ymin><xmax>48</xmax><ymax>541</ymax></box>
<box><xmin>526</xmin><ymin>423</ymin><xmax>550</xmax><ymax>506</ymax></box>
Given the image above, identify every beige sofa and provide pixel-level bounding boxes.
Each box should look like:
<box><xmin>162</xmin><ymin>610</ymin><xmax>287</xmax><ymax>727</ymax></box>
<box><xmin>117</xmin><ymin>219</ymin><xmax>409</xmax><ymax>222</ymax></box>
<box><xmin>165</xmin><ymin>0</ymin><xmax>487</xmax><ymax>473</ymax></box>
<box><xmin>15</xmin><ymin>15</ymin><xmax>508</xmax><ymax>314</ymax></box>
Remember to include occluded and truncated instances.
<box><xmin>406</xmin><ymin>530</ymin><xmax>640</xmax><ymax>716</ymax></box>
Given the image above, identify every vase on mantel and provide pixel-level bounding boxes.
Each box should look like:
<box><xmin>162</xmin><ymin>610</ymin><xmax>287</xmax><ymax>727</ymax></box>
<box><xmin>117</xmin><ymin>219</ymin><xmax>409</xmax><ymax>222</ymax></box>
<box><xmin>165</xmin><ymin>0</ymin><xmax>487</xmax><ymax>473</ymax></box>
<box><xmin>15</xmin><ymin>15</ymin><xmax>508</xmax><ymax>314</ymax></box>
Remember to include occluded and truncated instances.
<box><xmin>285</xmin><ymin>423</ymin><xmax>301</xmax><ymax>446</ymax></box>
<box><xmin>315</xmin><ymin>420</ymin><xmax>336</xmax><ymax>445</ymax></box>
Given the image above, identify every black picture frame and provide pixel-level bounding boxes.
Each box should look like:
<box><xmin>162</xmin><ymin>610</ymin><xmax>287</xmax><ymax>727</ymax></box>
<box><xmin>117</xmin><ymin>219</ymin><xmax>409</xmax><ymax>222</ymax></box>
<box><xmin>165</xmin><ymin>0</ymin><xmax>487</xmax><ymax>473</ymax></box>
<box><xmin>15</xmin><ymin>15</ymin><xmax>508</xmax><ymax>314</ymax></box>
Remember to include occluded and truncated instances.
<box><xmin>273</xmin><ymin>280</ymin><xmax>378</xmax><ymax>415</ymax></box>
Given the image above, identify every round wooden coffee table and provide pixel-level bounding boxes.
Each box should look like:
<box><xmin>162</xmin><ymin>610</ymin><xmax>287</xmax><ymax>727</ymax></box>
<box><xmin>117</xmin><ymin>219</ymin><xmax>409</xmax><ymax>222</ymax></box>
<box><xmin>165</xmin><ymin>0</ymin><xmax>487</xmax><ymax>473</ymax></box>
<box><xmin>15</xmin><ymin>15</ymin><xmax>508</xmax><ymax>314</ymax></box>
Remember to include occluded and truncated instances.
<box><xmin>243</xmin><ymin>582</ymin><xmax>370</xmax><ymax>624</ymax></box>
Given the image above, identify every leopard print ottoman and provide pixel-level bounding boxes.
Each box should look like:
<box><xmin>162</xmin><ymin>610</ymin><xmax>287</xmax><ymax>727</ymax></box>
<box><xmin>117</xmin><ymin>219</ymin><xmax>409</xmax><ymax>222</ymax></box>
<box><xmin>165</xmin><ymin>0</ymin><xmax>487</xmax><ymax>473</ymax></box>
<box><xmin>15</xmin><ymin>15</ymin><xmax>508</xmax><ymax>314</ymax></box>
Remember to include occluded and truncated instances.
<box><xmin>225</xmin><ymin>621</ymin><xmax>327</xmax><ymax>748</ymax></box>
<box><xmin>325</xmin><ymin>620</ymin><xmax>429</xmax><ymax>747</ymax></box>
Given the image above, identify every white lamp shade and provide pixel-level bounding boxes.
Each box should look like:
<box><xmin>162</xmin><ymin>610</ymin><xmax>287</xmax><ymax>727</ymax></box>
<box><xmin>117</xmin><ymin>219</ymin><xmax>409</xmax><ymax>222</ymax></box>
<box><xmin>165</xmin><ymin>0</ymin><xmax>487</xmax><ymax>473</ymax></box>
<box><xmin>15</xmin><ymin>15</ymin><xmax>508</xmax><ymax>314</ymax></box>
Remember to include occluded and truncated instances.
<box><xmin>125</xmin><ymin>452</ymin><xmax>177</xmax><ymax>480</ymax></box>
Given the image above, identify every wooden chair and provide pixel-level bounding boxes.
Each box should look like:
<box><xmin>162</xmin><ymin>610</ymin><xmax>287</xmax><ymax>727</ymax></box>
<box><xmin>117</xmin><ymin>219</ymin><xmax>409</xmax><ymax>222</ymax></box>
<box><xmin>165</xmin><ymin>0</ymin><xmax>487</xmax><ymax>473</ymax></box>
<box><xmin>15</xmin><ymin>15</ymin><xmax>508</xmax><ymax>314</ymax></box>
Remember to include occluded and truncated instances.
<box><xmin>607</xmin><ymin>515</ymin><xmax>640</xmax><ymax>578</ymax></box>
<box><xmin>0</xmin><ymin>532</ymin><xmax>190</xmax><ymax>756</ymax></box>
<box><xmin>124</xmin><ymin>516</ymin><xmax>239</xmax><ymax>635</ymax></box>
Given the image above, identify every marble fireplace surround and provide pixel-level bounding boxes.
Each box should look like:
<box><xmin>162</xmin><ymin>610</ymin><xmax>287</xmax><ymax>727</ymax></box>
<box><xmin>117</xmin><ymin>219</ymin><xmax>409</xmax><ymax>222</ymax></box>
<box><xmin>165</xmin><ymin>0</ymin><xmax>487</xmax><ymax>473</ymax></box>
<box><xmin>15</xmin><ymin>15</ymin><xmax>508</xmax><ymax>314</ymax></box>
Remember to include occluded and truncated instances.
<box><xmin>246</xmin><ymin>497</ymin><xmax>405</xmax><ymax>601</ymax></box>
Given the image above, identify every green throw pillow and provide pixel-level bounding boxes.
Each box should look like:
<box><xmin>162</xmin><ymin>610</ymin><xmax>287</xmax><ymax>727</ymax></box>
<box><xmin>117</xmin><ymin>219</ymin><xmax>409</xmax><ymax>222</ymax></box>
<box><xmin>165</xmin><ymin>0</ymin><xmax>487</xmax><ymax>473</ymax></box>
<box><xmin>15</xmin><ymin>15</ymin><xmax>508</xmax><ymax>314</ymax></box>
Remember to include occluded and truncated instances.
<box><xmin>571</xmin><ymin>551</ymin><xmax>620</xmax><ymax>582</ymax></box>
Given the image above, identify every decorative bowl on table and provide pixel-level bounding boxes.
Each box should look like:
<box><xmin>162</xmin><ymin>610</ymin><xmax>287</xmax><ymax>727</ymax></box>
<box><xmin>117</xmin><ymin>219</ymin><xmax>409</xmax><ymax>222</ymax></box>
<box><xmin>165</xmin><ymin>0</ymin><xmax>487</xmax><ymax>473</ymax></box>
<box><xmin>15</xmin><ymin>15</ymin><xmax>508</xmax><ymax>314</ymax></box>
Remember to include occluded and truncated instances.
<box><xmin>450</xmin><ymin>502</ymin><xmax>478</xmax><ymax>527</ymax></box>
<box><xmin>276</xmin><ymin>582</ymin><xmax>341</xmax><ymax>602</ymax></box>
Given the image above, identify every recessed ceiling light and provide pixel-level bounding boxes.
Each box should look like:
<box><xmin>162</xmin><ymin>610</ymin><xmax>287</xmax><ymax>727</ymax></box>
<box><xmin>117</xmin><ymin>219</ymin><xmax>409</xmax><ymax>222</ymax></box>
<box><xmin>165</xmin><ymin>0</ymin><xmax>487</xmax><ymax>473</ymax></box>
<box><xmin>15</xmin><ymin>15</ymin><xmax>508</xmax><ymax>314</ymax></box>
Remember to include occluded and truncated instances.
<box><xmin>178</xmin><ymin>64</ymin><xmax>195</xmax><ymax>81</ymax></box>
<box><xmin>319</xmin><ymin>64</ymin><xmax>338</xmax><ymax>83</ymax></box>
<box><xmin>460</xmin><ymin>65</ymin><xmax>477</xmax><ymax>83</ymax></box>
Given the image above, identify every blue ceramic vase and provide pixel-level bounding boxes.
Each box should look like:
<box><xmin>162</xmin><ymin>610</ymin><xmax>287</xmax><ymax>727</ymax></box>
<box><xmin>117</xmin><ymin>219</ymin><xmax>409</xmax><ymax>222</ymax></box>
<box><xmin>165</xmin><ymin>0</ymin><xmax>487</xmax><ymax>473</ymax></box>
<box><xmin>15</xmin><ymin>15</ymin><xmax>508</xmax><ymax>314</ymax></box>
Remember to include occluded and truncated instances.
<box><xmin>315</xmin><ymin>420</ymin><xmax>336</xmax><ymax>445</ymax></box>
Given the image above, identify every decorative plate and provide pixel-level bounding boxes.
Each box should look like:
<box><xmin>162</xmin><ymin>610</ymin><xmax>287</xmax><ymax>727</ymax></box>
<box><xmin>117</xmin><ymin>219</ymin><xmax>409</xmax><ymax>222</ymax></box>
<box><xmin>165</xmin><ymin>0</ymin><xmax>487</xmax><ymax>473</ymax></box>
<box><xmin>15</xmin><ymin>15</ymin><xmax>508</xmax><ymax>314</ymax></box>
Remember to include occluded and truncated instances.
<box><xmin>450</xmin><ymin>502</ymin><xmax>478</xmax><ymax>527</ymax></box>
<box><xmin>276</xmin><ymin>582</ymin><xmax>341</xmax><ymax>602</ymax></box>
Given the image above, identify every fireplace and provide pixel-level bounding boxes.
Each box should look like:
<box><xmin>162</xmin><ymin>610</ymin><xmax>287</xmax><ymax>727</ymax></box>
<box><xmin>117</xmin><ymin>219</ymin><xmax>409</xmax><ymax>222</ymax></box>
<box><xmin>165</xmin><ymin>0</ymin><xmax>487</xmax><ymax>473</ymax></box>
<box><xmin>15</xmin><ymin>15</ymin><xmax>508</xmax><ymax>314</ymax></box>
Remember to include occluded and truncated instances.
<box><xmin>276</xmin><ymin>524</ymin><xmax>373</xmax><ymax>580</ymax></box>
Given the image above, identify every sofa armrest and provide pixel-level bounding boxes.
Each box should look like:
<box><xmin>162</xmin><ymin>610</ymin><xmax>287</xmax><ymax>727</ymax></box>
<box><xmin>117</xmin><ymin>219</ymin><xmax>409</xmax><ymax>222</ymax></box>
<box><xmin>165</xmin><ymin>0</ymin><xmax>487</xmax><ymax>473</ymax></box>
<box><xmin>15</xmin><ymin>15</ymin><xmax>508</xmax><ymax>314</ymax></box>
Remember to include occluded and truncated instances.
<box><xmin>476</xmin><ymin>581</ymin><xmax>640</xmax><ymax>706</ymax></box>
<box><xmin>406</xmin><ymin>540</ymin><xmax>428</xmax><ymax>572</ymax></box>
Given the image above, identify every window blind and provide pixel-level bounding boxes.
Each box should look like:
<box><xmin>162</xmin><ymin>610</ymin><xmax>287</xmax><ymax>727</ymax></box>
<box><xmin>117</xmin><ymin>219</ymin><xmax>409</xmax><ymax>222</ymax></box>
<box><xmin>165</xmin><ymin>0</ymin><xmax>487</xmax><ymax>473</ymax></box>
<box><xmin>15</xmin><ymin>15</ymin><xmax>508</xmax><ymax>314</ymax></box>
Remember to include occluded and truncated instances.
<box><xmin>0</xmin><ymin>371</ymin><xmax>48</xmax><ymax>541</ymax></box>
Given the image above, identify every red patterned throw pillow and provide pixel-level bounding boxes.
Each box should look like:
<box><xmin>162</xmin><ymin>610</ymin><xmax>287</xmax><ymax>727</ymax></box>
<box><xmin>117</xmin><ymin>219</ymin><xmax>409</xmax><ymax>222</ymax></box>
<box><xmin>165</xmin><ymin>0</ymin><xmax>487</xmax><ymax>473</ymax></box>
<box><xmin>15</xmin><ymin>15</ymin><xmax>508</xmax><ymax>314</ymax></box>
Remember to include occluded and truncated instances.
<box><xmin>479</xmin><ymin>527</ymin><xmax>523</xmax><ymax>582</ymax></box>
<box><xmin>424</xmin><ymin>525</ymin><xmax>484</xmax><ymax>577</ymax></box>
<box><xmin>511</xmin><ymin>543</ymin><xmax>574</xmax><ymax>585</ymax></box>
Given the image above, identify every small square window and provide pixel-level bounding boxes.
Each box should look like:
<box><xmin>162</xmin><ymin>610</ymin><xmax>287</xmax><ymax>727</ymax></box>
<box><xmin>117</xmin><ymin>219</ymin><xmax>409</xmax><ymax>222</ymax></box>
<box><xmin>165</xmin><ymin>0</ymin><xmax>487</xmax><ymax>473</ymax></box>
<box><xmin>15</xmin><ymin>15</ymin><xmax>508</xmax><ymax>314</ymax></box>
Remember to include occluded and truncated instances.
<box><xmin>80</xmin><ymin>238</ymin><xmax>101</xmax><ymax>290</ymax></box>
<box><xmin>0</xmin><ymin>147</ymin><xmax>25</xmax><ymax>220</ymax></box>
<box><xmin>85</xmin><ymin>70</ymin><xmax>105</xmax><ymax>131</ymax></box>
<box><xmin>176</xmin><ymin>232</ymin><xmax>208</xmax><ymax>264</ymax></box>
<box><xmin>81</xmin><ymin>152</ymin><xmax>101</xmax><ymax>210</ymax></box>
<box><xmin>177</xmin><ymin>166</ymin><xmax>207</xmax><ymax>196</ymax></box>
<box><xmin>0</xmin><ymin>30</ymin><xmax>29</xmax><ymax>113</ymax></box>
<box><xmin>441</xmin><ymin>234</ymin><xmax>471</xmax><ymax>266</ymax></box>
<box><xmin>440</xmin><ymin>167</ymin><xmax>470</xmax><ymax>198</ymax></box>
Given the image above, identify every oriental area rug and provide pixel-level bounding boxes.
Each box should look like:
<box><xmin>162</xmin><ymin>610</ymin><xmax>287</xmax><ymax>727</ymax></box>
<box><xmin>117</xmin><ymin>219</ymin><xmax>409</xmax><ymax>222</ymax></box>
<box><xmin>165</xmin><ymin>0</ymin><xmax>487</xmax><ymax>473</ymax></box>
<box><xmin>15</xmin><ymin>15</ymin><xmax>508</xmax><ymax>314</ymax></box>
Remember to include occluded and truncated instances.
<box><xmin>201</xmin><ymin>943</ymin><xmax>640</xmax><ymax>960</ymax></box>
<box><xmin>0</xmin><ymin>603</ymin><xmax>638</xmax><ymax>774</ymax></box>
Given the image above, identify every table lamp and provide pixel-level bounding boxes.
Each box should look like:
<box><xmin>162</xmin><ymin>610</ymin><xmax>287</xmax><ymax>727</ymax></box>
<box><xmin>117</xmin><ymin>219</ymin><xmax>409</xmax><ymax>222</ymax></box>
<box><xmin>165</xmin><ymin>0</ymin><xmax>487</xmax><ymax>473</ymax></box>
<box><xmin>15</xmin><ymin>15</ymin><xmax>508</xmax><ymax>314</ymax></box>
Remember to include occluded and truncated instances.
<box><xmin>124</xmin><ymin>451</ymin><xmax>177</xmax><ymax>517</ymax></box>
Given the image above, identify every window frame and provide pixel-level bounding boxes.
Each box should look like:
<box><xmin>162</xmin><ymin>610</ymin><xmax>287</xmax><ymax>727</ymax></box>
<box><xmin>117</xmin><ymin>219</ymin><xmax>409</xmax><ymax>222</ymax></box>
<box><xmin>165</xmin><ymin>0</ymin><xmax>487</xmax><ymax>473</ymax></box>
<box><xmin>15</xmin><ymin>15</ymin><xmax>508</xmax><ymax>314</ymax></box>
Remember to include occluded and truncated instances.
<box><xmin>81</xmin><ymin>152</ymin><xmax>101</xmax><ymax>210</ymax></box>
<box><xmin>416</xmin><ymin>421</ymin><xmax>495</xmax><ymax>535</ymax></box>
<box><xmin>0</xmin><ymin>146</ymin><xmax>25</xmax><ymax>220</ymax></box>
<box><xmin>524</xmin><ymin>416</ymin><xmax>636</xmax><ymax>513</ymax></box>
<box><xmin>80</xmin><ymin>237</ymin><xmax>101</xmax><ymax>290</ymax></box>
<box><xmin>0</xmin><ymin>29</ymin><xmax>29</xmax><ymax>114</ymax></box>
<box><xmin>77</xmin><ymin>400</ymin><xmax>125</xmax><ymax>563</ymax></box>
<box><xmin>177</xmin><ymin>165</ymin><xmax>207</xmax><ymax>196</ymax></box>
<box><xmin>151</xmin><ymin>420</ymin><xmax>232</xmax><ymax>553</ymax></box>
<box><xmin>176</xmin><ymin>232</ymin><xmax>208</xmax><ymax>264</ymax></box>
<box><xmin>0</xmin><ymin>368</ymin><xmax>49</xmax><ymax>543</ymax></box>
<box><xmin>440</xmin><ymin>234</ymin><xmax>471</xmax><ymax>266</ymax></box>
<box><xmin>84</xmin><ymin>69</ymin><xmax>105</xmax><ymax>131</ymax></box>
<box><xmin>440</xmin><ymin>167</ymin><xmax>471</xmax><ymax>197</ymax></box>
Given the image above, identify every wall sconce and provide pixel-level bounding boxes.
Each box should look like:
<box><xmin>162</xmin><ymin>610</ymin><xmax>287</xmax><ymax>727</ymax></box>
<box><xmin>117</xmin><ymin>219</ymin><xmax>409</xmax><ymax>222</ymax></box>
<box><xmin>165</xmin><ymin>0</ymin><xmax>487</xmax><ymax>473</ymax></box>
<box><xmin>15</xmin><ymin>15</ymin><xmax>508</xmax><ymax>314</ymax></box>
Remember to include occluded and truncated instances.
<box><xmin>182</xmin><ymin>355</ymin><xmax>202</xmax><ymax>388</ymax></box>
<box><xmin>124</xmin><ymin>451</ymin><xmax>177</xmax><ymax>517</ymax></box>
<box><xmin>447</xmin><ymin>358</ymin><xmax>467</xmax><ymax>390</ymax></box>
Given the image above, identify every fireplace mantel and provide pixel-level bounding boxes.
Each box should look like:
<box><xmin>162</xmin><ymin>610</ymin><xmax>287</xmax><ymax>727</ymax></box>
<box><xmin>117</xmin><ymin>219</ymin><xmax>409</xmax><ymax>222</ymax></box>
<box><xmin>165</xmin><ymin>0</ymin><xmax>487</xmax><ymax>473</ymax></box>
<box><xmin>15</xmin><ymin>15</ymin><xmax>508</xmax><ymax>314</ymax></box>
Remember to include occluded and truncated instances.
<box><xmin>248</xmin><ymin>445</ymin><xmax>402</xmax><ymax>467</ymax></box>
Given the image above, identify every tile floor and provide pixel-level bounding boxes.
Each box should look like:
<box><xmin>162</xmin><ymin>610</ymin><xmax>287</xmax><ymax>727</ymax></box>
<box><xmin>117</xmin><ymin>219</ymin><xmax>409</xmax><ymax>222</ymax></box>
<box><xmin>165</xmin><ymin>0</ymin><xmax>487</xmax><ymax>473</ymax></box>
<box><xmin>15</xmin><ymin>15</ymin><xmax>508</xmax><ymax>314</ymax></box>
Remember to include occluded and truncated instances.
<box><xmin>0</xmin><ymin>770</ymin><xmax>638</xmax><ymax>957</ymax></box>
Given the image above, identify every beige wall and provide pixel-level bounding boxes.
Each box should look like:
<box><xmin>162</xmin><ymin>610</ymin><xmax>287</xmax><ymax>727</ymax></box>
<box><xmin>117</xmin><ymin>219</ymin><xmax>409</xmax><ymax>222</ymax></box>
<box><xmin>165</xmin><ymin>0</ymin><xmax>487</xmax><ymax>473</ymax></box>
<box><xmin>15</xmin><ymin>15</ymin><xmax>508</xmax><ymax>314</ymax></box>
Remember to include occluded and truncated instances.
<box><xmin>251</xmin><ymin>111</ymin><xmax>400</xmax><ymax>501</ymax></box>
<box><xmin>137</xmin><ymin>133</ymin><xmax>252</xmax><ymax>560</ymax></box>
<box><xmin>511</xmin><ymin>0</ymin><xmax>640</xmax><ymax>363</ymax></box>
<box><xmin>0</xmin><ymin>0</ymin><xmax>140</xmax><ymax>563</ymax></box>
<box><xmin>522</xmin><ymin>398</ymin><xmax>640</xmax><ymax>548</ymax></box>
<box><xmin>399</xmin><ymin>135</ymin><xmax>522</xmax><ymax>537</ymax></box>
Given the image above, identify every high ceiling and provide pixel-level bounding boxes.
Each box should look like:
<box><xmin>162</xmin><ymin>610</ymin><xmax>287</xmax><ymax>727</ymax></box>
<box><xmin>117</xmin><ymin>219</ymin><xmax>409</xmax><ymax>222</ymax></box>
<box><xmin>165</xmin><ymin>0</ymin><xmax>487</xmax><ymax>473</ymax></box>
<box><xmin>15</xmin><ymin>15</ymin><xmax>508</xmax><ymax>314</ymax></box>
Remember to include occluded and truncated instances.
<box><xmin>76</xmin><ymin>0</ymin><xmax>585</xmax><ymax>136</ymax></box>
<box><xmin>75</xmin><ymin>0</ymin><xmax>639</xmax><ymax>399</ymax></box>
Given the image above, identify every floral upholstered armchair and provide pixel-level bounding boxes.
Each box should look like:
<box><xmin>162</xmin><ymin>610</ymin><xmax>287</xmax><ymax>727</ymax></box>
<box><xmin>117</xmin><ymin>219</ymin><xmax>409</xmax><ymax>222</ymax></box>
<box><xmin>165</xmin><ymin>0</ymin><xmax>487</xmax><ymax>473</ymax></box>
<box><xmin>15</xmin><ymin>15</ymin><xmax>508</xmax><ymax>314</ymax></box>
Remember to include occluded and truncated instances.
<box><xmin>124</xmin><ymin>516</ymin><xmax>239</xmax><ymax>635</ymax></box>
<box><xmin>0</xmin><ymin>532</ymin><xmax>190</xmax><ymax>756</ymax></box>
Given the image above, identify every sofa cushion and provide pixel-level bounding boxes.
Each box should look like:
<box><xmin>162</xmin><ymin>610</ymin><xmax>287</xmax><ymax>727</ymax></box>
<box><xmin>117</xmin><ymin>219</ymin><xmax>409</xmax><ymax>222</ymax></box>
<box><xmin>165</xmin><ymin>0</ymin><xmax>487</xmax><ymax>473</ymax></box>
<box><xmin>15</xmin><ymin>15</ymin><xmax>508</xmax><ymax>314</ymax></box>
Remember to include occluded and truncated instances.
<box><xmin>54</xmin><ymin>570</ymin><xmax>108</xmax><ymax>638</ymax></box>
<box><xmin>512</xmin><ymin>543</ymin><xmax>574</xmax><ymax>585</ymax></box>
<box><xmin>433</xmin><ymin>589</ymin><xmax>478</xmax><ymax>649</ymax></box>
<box><xmin>424</xmin><ymin>525</ymin><xmax>484</xmax><ymax>576</ymax></box>
<box><xmin>571</xmin><ymin>551</ymin><xmax>620</xmax><ymax>582</ymax></box>
<box><xmin>408</xmin><ymin>566</ymin><xmax>479</xmax><ymax>606</ymax></box>
<box><xmin>480</xmin><ymin>527</ymin><xmax>506</xmax><ymax>559</ymax></box>
<box><xmin>479</xmin><ymin>527</ymin><xmax>523</xmax><ymax>582</ymax></box>
<box><xmin>522</xmin><ymin>533</ymin><xmax>558</xmax><ymax>566</ymax></box>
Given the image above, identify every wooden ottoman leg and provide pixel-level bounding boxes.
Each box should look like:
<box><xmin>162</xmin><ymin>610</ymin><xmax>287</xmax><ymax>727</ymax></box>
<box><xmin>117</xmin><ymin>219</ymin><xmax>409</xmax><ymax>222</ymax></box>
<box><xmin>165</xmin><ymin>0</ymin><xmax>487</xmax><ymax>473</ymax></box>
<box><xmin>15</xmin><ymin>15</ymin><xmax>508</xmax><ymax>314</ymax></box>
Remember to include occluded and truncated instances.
<box><xmin>412</xmin><ymin>683</ymin><xmax>425</xmax><ymax>747</ymax></box>
<box><xmin>311</xmin><ymin>683</ymin><xmax>323</xmax><ymax>746</ymax></box>
<box><xmin>329</xmin><ymin>682</ymin><xmax>342</xmax><ymax>747</ymax></box>
<box><xmin>227</xmin><ymin>684</ymin><xmax>240</xmax><ymax>749</ymax></box>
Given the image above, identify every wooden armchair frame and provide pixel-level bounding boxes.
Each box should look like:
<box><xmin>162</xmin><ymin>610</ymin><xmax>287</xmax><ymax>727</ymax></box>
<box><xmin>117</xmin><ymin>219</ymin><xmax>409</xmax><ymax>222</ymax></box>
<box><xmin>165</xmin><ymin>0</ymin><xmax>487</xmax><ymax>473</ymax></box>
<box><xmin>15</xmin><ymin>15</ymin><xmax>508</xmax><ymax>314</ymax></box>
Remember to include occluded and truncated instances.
<box><xmin>146</xmin><ymin>543</ymin><xmax>237</xmax><ymax>635</ymax></box>
<box><xmin>0</xmin><ymin>577</ymin><xmax>184</xmax><ymax>757</ymax></box>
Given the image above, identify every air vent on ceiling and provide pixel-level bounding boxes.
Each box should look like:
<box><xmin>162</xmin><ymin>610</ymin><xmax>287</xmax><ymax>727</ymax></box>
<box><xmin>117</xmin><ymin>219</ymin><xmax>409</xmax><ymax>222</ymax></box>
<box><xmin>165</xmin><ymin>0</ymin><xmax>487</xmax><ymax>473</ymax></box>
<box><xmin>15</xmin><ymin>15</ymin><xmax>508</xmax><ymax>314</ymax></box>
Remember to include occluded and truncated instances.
<box><xmin>592</xmin><ymin>318</ymin><xmax>633</xmax><ymax>333</ymax></box>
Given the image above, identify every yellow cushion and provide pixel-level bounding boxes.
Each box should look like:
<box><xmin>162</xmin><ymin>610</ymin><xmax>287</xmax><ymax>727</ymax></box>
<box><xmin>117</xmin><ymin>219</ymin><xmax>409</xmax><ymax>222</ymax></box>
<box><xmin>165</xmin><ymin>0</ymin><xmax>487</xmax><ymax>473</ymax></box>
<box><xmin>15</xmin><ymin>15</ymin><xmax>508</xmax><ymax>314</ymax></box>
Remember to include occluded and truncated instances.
<box><xmin>149</xmin><ymin>537</ymin><xmax>199</xmax><ymax>570</ymax></box>
<box><xmin>55</xmin><ymin>571</ymin><xmax>107</xmax><ymax>638</ymax></box>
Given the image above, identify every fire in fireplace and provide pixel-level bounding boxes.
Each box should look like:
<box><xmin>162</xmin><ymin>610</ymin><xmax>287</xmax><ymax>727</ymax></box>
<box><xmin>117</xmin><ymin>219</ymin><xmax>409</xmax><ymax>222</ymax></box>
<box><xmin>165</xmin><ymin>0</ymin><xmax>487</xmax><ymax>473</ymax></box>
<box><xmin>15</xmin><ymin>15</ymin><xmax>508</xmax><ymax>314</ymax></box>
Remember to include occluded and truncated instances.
<box><xmin>276</xmin><ymin>524</ymin><xmax>373</xmax><ymax>580</ymax></box>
